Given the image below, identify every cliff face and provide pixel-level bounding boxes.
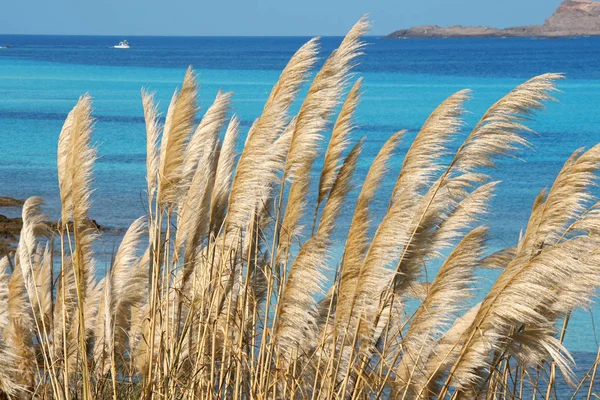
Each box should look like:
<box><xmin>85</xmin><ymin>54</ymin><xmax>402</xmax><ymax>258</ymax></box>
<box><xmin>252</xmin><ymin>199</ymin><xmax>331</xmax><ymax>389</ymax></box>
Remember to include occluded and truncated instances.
<box><xmin>543</xmin><ymin>0</ymin><xmax>600</xmax><ymax>35</ymax></box>
<box><xmin>387</xmin><ymin>0</ymin><xmax>600</xmax><ymax>38</ymax></box>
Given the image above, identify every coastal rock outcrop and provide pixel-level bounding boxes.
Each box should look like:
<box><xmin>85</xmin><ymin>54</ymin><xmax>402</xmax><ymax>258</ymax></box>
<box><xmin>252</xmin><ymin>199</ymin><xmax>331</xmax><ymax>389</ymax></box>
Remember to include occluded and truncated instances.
<box><xmin>387</xmin><ymin>0</ymin><xmax>600</xmax><ymax>38</ymax></box>
<box><xmin>0</xmin><ymin>197</ymin><xmax>104</xmax><ymax>256</ymax></box>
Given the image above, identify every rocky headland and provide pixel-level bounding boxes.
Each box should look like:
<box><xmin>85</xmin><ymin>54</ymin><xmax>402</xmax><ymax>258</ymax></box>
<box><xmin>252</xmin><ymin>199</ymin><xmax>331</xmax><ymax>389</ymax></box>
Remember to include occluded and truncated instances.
<box><xmin>387</xmin><ymin>0</ymin><xmax>600</xmax><ymax>38</ymax></box>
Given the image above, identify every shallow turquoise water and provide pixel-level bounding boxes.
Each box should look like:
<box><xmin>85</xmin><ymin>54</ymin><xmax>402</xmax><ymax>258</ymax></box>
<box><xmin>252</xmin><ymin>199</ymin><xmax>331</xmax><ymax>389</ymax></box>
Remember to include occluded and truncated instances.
<box><xmin>0</xmin><ymin>35</ymin><xmax>600</xmax><ymax>357</ymax></box>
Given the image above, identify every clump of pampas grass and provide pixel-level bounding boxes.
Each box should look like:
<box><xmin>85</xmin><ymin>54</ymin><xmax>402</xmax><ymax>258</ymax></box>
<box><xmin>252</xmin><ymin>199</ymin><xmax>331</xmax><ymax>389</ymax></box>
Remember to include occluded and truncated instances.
<box><xmin>1</xmin><ymin>16</ymin><xmax>600</xmax><ymax>400</ymax></box>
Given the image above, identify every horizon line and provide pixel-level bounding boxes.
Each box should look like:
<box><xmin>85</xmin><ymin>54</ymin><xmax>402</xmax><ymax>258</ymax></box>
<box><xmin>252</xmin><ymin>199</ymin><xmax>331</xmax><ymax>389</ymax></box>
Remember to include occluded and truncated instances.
<box><xmin>0</xmin><ymin>33</ymin><xmax>388</xmax><ymax>38</ymax></box>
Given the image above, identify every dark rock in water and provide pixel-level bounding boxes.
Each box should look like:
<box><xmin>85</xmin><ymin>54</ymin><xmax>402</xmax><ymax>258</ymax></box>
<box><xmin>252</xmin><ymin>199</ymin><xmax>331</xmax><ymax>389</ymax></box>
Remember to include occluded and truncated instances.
<box><xmin>387</xmin><ymin>0</ymin><xmax>600</xmax><ymax>38</ymax></box>
<box><xmin>0</xmin><ymin>197</ymin><xmax>25</xmax><ymax>207</ymax></box>
<box><xmin>53</xmin><ymin>219</ymin><xmax>104</xmax><ymax>232</ymax></box>
<box><xmin>0</xmin><ymin>214</ymin><xmax>22</xmax><ymax>257</ymax></box>
<box><xmin>0</xmin><ymin>209</ymin><xmax>105</xmax><ymax>257</ymax></box>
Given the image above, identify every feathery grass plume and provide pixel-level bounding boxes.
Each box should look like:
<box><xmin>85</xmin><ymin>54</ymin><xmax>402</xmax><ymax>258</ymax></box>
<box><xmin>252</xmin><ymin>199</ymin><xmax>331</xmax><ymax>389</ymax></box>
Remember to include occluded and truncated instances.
<box><xmin>522</xmin><ymin>145</ymin><xmax>600</xmax><ymax>254</ymax></box>
<box><xmin>63</xmin><ymin>94</ymin><xmax>97</xmax><ymax>296</ymax></box>
<box><xmin>318</xmin><ymin>140</ymin><xmax>364</xmax><ymax>240</ymax></box>
<box><xmin>157</xmin><ymin>67</ymin><xmax>199</xmax><ymax>205</ymax></box>
<box><xmin>420</xmin><ymin>303</ymin><xmax>482</xmax><ymax>398</ymax></box>
<box><xmin>52</xmin><ymin>257</ymin><xmax>78</xmax><ymax>372</ymax></box>
<box><xmin>440</xmin><ymin>145</ymin><xmax>600</xmax><ymax>395</ymax></box>
<box><xmin>283</xmin><ymin>17</ymin><xmax>368</xmax><ymax>179</ymax></box>
<box><xmin>345</xmin><ymin>78</ymin><xmax>559</xmax><ymax>380</ymax></box>
<box><xmin>35</xmin><ymin>244</ymin><xmax>53</xmax><ymax>331</ymax></box>
<box><xmin>317</xmin><ymin>78</ymin><xmax>362</xmax><ymax>207</ymax></box>
<box><xmin>17</xmin><ymin>197</ymin><xmax>47</xmax><ymax>305</ymax></box>
<box><xmin>359</xmin><ymin>74</ymin><xmax>560</xmax><ymax>358</ymax></box>
<box><xmin>335</xmin><ymin>131</ymin><xmax>404</xmax><ymax>329</ymax></box>
<box><xmin>275</xmin><ymin>142</ymin><xmax>362</xmax><ymax>358</ymax></box>
<box><xmin>480</xmin><ymin>246</ymin><xmax>516</xmax><ymax>269</ymax></box>
<box><xmin>394</xmin><ymin>227</ymin><xmax>486</xmax><ymax>398</ymax></box>
<box><xmin>181</xmin><ymin>90</ymin><xmax>232</xmax><ymax>190</ymax></box>
<box><xmin>58</xmin><ymin>94</ymin><xmax>98</xmax><ymax>395</ymax></box>
<box><xmin>93</xmin><ymin>217</ymin><xmax>146</xmax><ymax>376</ymax></box>
<box><xmin>5</xmin><ymin>264</ymin><xmax>36</xmax><ymax>394</ymax></box>
<box><xmin>57</xmin><ymin>111</ymin><xmax>74</xmax><ymax>225</ymax></box>
<box><xmin>444</xmin><ymin>242</ymin><xmax>588</xmax><ymax>393</ymax></box>
<box><xmin>390</xmin><ymin>89</ymin><xmax>470</xmax><ymax>204</ymax></box>
<box><xmin>379</xmin><ymin>90</ymin><xmax>478</xmax><ymax>310</ymax></box>
<box><xmin>390</xmin><ymin>75</ymin><xmax>561</xmax><ymax>298</ymax></box>
<box><xmin>210</xmin><ymin>116</ymin><xmax>240</xmax><ymax>235</ymax></box>
<box><xmin>454</xmin><ymin>73</ymin><xmax>563</xmax><ymax>174</ymax></box>
<box><xmin>142</xmin><ymin>89</ymin><xmax>162</xmax><ymax>200</ymax></box>
<box><xmin>392</xmin><ymin>181</ymin><xmax>497</xmax><ymax>297</ymax></box>
<box><xmin>279</xmin><ymin>18</ymin><xmax>369</xmax><ymax>253</ymax></box>
<box><xmin>175</xmin><ymin>92</ymin><xmax>231</xmax><ymax>258</ymax></box>
<box><xmin>93</xmin><ymin>275</ymin><xmax>113</xmax><ymax>378</ymax></box>
<box><xmin>0</xmin><ymin>257</ymin><xmax>22</xmax><ymax>398</ymax></box>
<box><xmin>350</xmin><ymin>173</ymin><xmax>421</xmax><ymax>347</ymax></box>
<box><xmin>226</xmin><ymin>39</ymin><xmax>318</xmax><ymax>232</ymax></box>
<box><xmin>174</xmin><ymin>120</ymin><xmax>220</xmax><ymax>260</ymax></box>
<box><xmin>253</xmin><ymin>117</ymin><xmax>297</xmax><ymax>236</ymax></box>
<box><xmin>16</xmin><ymin>196</ymin><xmax>55</xmax><ymax>386</ymax></box>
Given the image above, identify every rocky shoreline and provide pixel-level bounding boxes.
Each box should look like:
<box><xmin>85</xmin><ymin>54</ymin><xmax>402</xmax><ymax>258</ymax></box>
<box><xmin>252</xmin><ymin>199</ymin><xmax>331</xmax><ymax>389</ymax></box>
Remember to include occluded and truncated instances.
<box><xmin>387</xmin><ymin>0</ymin><xmax>600</xmax><ymax>39</ymax></box>
<box><xmin>0</xmin><ymin>197</ymin><xmax>104</xmax><ymax>257</ymax></box>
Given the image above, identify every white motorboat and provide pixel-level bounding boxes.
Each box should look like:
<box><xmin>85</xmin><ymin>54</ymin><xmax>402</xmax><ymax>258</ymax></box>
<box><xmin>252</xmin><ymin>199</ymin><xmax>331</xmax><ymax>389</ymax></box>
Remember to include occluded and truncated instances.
<box><xmin>113</xmin><ymin>40</ymin><xmax>130</xmax><ymax>49</ymax></box>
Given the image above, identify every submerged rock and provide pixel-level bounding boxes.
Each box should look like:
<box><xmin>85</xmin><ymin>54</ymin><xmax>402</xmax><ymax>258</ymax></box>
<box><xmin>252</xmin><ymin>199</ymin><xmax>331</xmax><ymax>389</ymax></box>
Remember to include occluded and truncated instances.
<box><xmin>0</xmin><ymin>205</ymin><xmax>104</xmax><ymax>257</ymax></box>
<box><xmin>0</xmin><ymin>197</ymin><xmax>25</xmax><ymax>207</ymax></box>
<box><xmin>0</xmin><ymin>214</ymin><xmax>22</xmax><ymax>257</ymax></box>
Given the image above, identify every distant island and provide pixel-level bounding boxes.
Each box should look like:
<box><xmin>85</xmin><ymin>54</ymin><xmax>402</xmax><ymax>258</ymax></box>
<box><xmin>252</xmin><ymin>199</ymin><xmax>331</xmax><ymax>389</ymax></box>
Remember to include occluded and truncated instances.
<box><xmin>387</xmin><ymin>0</ymin><xmax>600</xmax><ymax>38</ymax></box>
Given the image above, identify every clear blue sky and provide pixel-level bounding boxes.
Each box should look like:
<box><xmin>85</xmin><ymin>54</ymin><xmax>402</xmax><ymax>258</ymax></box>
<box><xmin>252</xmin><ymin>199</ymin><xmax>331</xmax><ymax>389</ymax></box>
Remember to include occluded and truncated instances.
<box><xmin>0</xmin><ymin>0</ymin><xmax>566</xmax><ymax>36</ymax></box>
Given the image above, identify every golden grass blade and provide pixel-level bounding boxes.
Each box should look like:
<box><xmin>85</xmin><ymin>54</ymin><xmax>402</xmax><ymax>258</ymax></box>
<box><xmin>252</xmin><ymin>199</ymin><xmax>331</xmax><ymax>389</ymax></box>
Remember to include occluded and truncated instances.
<box><xmin>335</xmin><ymin>131</ymin><xmax>404</xmax><ymax>328</ymax></box>
<box><xmin>275</xmin><ymin>142</ymin><xmax>362</xmax><ymax>358</ymax></box>
<box><xmin>442</xmin><ymin>145</ymin><xmax>600</xmax><ymax>395</ymax></box>
<box><xmin>59</xmin><ymin>94</ymin><xmax>98</xmax><ymax>396</ymax></box>
<box><xmin>454</xmin><ymin>73</ymin><xmax>563</xmax><ymax>174</ymax></box>
<box><xmin>395</xmin><ymin>227</ymin><xmax>486</xmax><ymax>397</ymax></box>
<box><xmin>391</xmin><ymin>89</ymin><xmax>470</xmax><ymax>204</ymax></box>
<box><xmin>393</xmin><ymin>181</ymin><xmax>497</xmax><ymax>296</ymax></box>
<box><xmin>284</xmin><ymin>17</ymin><xmax>368</xmax><ymax>178</ymax></box>
<box><xmin>522</xmin><ymin>145</ymin><xmax>600</xmax><ymax>254</ymax></box>
<box><xmin>210</xmin><ymin>116</ymin><xmax>240</xmax><ymax>235</ymax></box>
<box><xmin>17</xmin><ymin>197</ymin><xmax>47</xmax><ymax>305</ymax></box>
<box><xmin>279</xmin><ymin>18</ymin><xmax>369</xmax><ymax>254</ymax></box>
<box><xmin>182</xmin><ymin>90</ymin><xmax>232</xmax><ymax>191</ymax></box>
<box><xmin>175</xmin><ymin>141</ymin><xmax>218</xmax><ymax>261</ymax></box>
<box><xmin>57</xmin><ymin>110</ymin><xmax>74</xmax><ymax>225</ymax></box>
<box><xmin>0</xmin><ymin>257</ymin><xmax>23</xmax><ymax>397</ymax></box>
<box><xmin>317</xmin><ymin>78</ymin><xmax>362</xmax><ymax>206</ymax></box>
<box><xmin>94</xmin><ymin>217</ymin><xmax>146</xmax><ymax>376</ymax></box>
<box><xmin>6</xmin><ymin>263</ymin><xmax>36</xmax><ymax>393</ymax></box>
<box><xmin>226</xmin><ymin>38</ymin><xmax>318</xmax><ymax>232</ymax></box>
<box><xmin>157</xmin><ymin>67</ymin><xmax>199</xmax><ymax>205</ymax></box>
<box><xmin>142</xmin><ymin>89</ymin><xmax>162</xmax><ymax>200</ymax></box>
<box><xmin>480</xmin><ymin>246</ymin><xmax>516</xmax><ymax>269</ymax></box>
<box><xmin>35</xmin><ymin>244</ymin><xmax>53</xmax><ymax>330</ymax></box>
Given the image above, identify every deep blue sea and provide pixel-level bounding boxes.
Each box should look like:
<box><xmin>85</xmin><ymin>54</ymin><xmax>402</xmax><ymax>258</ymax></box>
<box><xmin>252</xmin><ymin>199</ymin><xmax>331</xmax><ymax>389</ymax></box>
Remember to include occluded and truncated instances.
<box><xmin>1</xmin><ymin>35</ymin><xmax>600</xmax><ymax>374</ymax></box>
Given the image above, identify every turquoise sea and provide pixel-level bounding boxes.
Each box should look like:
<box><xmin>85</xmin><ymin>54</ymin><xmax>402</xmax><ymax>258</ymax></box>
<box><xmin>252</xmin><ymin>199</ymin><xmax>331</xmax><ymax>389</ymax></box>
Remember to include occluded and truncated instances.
<box><xmin>1</xmin><ymin>35</ymin><xmax>600</xmax><ymax>370</ymax></box>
